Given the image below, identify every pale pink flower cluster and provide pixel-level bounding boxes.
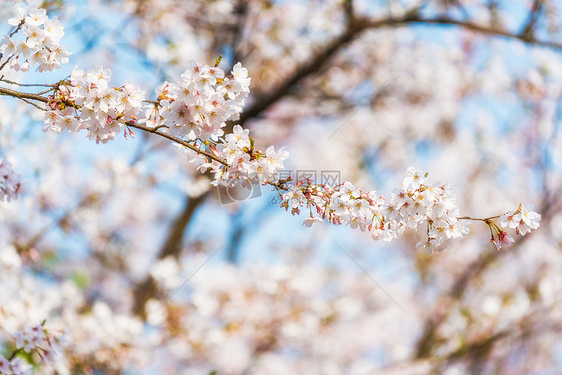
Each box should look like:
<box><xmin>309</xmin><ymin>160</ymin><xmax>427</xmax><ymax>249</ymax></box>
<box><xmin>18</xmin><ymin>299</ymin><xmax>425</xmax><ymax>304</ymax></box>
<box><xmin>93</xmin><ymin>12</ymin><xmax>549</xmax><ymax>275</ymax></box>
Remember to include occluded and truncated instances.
<box><xmin>391</xmin><ymin>167</ymin><xmax>470</xmax><ymax>253</ymax></box>
<box><xmin>501</xmin><ymin>204</ymin><xmax>541</xmax><ymax>236</ymax></box>
<box><xmin>0</xmin><ymin>159</ymin><xmax>24</xmax><ymax>202</ymax></box>
<box><xmin>282</xmin><ymin>167</ymin><xmax>469</xmax><ymax>253</ymax></box>
<box><xmin>157</xmin><ymin>62</ymin><xmax>289</xmax><ymax>187</ymax></box>
<box><xmin>43</xmin><ymin>66</ymin><xmax>145</xmax><ymax>143</ymax></box>
<box><xmin>0</xmin><ymin>8</ymin><xmax>70</xmax><ymax>72</ymax></box>
<box><xmin>39</xmin><ymin>56</ymin><xmax>286</xmax><ymax>188</ymax></box>
<box><xmin>144</xmin><ymin>61</ymin><xmax>250</xmax><ymax>141</ymax></box>
<box><xmin>490</xmin><ymin>225</ymin><xmax>515</xmax><ymax>251</ymax></box>
<box><xmin>202</xmin><ymin>124</ymin><xmax>289</xmax><ymax>187</ymax></box>
<box><xmin>281</xmin><ymin>167</ymin><xmax>541</xmax><ymax>253</ymax></box>
<box><xmin>481</xmin><ymin>203</ymin><xmax>542</xmax><ymax>251</ymax></box>
<box><xmin>283</xmin><ymin>180</ymin><xmax>385</xmax><ymax>231</ymax></box>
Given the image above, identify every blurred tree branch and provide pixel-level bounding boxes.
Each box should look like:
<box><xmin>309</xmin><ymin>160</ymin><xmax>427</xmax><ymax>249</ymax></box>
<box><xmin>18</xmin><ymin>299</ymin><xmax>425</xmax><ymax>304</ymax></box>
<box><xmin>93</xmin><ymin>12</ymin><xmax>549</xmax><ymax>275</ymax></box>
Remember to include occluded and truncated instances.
<box><xmin>132</xmin><ymin>192</ymin><xmax>209</xmax><ymax>318</ymax></box>
<box><xmin>520</xmin><ymin>0</ymin><xmax>545</xmax><ymax>41</ymax></box>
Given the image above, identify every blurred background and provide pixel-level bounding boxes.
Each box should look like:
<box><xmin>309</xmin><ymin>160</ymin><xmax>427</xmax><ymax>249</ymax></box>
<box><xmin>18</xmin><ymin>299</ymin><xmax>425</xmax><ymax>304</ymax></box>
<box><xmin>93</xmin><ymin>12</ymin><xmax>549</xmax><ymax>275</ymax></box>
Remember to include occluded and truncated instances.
<box><xmin>1</xmin><ymin>0</ymin><xmax>562</xmax><ymax>373</ymax></box>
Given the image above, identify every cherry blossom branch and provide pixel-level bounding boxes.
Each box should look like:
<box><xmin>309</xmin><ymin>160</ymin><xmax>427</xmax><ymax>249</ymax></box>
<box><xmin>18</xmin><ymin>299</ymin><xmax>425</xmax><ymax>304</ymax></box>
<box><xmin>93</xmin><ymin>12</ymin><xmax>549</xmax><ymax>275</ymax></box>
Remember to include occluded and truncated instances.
<box><xmin>0</xmin><ymin>85</ymin><xmax>49</xmax><ymax>104</ymax></box>
<box><xmin>0</xmin><ymin>8</ymin><xmax>542</xmax><ymax>257</ymax></box>
<box><xmin>0</xmin><ymin>75</ymin><xmax>541</xmax><ymax>254</ymax></box>
<box><xmin>272</xmin><ymin>173</ymin><xmax>540</xmax><ymax>253</ymax></box>
<box><xmin>0</xmin><ymin>85</ymin><xmax>228</xmax><ymax>165</ymax></box>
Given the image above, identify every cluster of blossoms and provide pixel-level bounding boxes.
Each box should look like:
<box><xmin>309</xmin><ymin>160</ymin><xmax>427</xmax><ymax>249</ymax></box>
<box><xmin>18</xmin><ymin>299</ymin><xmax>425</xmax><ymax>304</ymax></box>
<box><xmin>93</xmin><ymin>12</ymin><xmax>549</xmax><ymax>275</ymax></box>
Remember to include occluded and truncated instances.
<box><xmin>197</xmin><ymin>124</ymin><xmax>289</xmax><ymax>188</ymax></box>
<box><xmin>280</xmin><ymin>167</ymin><xmax>540</xmax><ymax>253</ymax></box>
<box><xmin>0</xmin><ymin>8</ymin><xmax>70</xmax><ymax>72</ymax></box>
<box><xmin>501</xmin><ymin>204</ymin><xmax>542</xmax><ymax>236</ymax></box>
<box><xmin>41</xmin><ymin>55</ymin><xmax>287</xmax><ymax>188</ymax></box>
<box><xmin>142</xmin><ymin>61</ymin><xmax>288</xmax><ymax>187</ymax></box>
<box><xmin>0</xmin><ymin>324</ymin><xmax>67</xmax><ymax>375</ymax></box>
<box><xmin>0</xmin><ymin>159</ymin><xmax>24</xmax><ymax>202</ymax></box>
<box><xmin>42</xmin><ymin>56</ymin><xmax>272</xmax><ymax>186</ymax></box>
<box><xmin>485</xmin><ymin>203</ymin><xmax>542</xmax><ymax>251</ymax></box>
<box><xmin>44</xmin><ymin>66</ymin><xmax>145</xmax><ymax>143</ymax></box>
<box><xmin>145</xmin><ymin>60</ymin><xmax>250</xmax><ymax>141</ymax></box>
<box><xmin>391</xmin><ymin>168</ymin><xmax>470</xmax><ymax>252</ymax></box>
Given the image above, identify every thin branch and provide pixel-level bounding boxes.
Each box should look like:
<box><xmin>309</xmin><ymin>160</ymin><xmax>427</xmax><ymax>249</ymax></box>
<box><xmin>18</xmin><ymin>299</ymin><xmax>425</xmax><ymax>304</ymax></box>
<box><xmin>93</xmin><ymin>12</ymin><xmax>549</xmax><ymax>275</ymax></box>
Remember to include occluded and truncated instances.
<box><xmin>10</xmin><ymin>21</ymin><xmax>24</xmax><ymax>37</ymax></box>
<box><xmin>0</xmin><ymin>77</ymin><xmax>55</xmax><ymax>87</ymax></box>
<box><xmin>20</xmin><ymin>97</ymin><xmax>46</xmax><ymax>111</ymax></box>
<box><xmin>363</xmin><ymin>14</ymin><xmax>562</xmax><ymax>49</ymax></box>
<box><xmin>142</xmin><ymin>99</ymin><xmax>159</xmax><ymax>105</ymax></box>
<box><xmin>125</xmin><ymin>122</ymin><xmax>226</xmax><ymax>165</ymax></box>
<box><xmin>8</xmin><ymin>348</ymin><xmax>22</xmax><ymax>361</ymax></box>
<box><xmin>0</xmin><ymin>86</ymin><xmax>50</xmax><ymax>103</ymax></box>
<box><xmin>457</xmin><ymin>214</ymin><xmax>501</xmax><ymax>222</ymax></box>
<box><xmin>0</xmin><ymin>55</ymin><xmax>15</xmax><ymax>71</ymax></box>
<box><xmin>36</xmin><ymin>87</ymin><xmax>56</xmax><ymax>96</ymax></box>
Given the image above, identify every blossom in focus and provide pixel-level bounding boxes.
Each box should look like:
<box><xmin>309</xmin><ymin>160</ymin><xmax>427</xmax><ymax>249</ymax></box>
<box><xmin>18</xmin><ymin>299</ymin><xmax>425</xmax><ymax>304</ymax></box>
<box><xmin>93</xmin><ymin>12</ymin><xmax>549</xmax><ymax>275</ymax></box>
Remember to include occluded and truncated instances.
<box><xmin>44</xmin><ymin>66</ymin><xmax>146</xmax><ymax>143</ymax></box>
<box><xmin>500</xmin><ymin>204</ymin><xmax>541</xmax><ymax>236</ymax></box>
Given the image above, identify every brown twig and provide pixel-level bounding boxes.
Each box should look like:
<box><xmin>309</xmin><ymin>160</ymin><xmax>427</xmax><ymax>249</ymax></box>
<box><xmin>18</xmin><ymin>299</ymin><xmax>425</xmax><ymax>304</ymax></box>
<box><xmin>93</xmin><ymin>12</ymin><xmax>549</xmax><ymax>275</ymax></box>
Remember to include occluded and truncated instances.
<box><xmin>0</xmin><ymin>77</ymin><xmax>55</xmax><ymax>87</ymax></box>
<box><xmin>124</xmin><ymin>122</ymin><xmax>226</xmax><ymax>165</ymax></box>
<box><xmin>457</xmin><ymin>214</ymin><xmax>502</xmax><ymax>222</ymax></box>
<box><xmin>0</xmin><ymin>86</ymin><xmax>49</xmax><ymax>103</ymax></box>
